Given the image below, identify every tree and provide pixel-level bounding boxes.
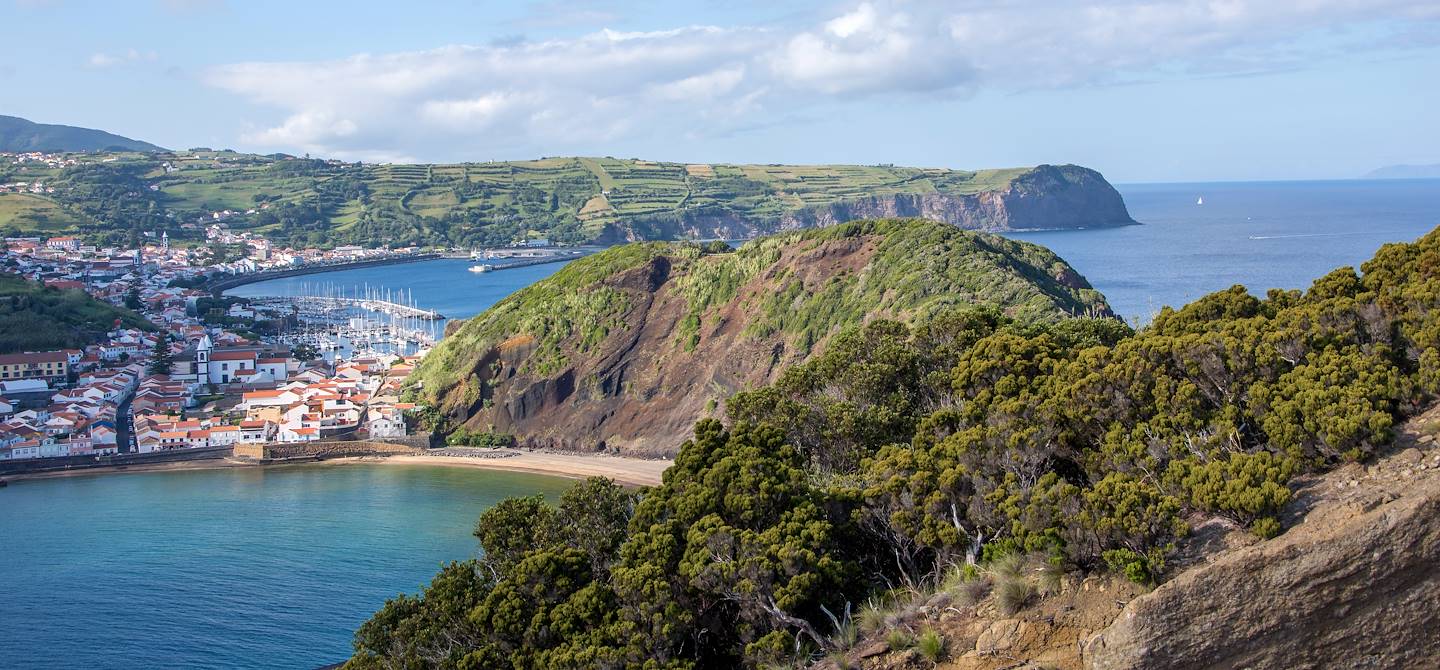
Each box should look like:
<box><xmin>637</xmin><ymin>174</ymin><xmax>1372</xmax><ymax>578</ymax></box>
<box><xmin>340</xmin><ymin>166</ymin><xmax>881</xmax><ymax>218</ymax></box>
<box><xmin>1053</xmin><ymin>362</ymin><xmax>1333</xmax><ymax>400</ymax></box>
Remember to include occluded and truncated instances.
<box><xmin>124</xmin><ymin>286</ymin><xmax>143</xmax><ymax>311</ymax></box>
<box><xmin>147</xmin><ymin>334</ymin><xmax>173</xmax><ymax>375</ymax></box>
<box><xmin>291</xmin><ymin>342</ymin><xmax>319</xmax><ymax>362</ymax></box>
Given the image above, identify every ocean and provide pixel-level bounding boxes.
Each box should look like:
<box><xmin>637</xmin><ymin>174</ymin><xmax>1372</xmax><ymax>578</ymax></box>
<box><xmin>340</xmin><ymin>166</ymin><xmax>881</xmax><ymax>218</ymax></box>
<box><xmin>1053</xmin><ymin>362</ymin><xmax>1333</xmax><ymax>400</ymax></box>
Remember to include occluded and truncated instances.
<box><xmin>4</xmin><ymin>178</ymin><xmax>1437</xmax><ymax>669</ymax></box>
<box><xmin>1010</xmin><ymin>179</ymin><xmax>1440</xmax><ymax>322</ymax></box>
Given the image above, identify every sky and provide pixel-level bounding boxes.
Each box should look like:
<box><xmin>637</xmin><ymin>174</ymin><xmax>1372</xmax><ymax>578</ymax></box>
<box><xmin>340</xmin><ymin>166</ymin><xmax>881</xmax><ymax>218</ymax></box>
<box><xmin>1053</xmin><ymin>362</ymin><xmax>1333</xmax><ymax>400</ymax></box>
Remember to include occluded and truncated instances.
<box><xmin>2</xmin><ymin>0</ymin><xmax>1439</xmax><ymax>182</ymax></box>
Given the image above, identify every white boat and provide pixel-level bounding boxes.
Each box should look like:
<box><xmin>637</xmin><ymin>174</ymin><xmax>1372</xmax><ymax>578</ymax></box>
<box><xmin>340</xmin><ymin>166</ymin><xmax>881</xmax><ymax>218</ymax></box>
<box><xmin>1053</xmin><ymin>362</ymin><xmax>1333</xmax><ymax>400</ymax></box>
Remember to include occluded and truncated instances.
<box><xmin>468</xmin><ymin>264</ymin><xmax>493</xmax><ymax>273</ymax></box>
<box><xmin>1196</xmin><ymin>196</ymin><xmax>1204</xmax><ymax>205</ymax></box>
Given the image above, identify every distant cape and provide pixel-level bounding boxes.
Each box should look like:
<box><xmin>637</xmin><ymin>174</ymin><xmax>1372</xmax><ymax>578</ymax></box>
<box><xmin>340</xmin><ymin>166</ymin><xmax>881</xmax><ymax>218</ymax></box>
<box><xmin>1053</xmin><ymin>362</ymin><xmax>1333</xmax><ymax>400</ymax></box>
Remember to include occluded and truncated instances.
<box><xmin>0</xmin><ymin>115</ymin><xmax>165</xmax><ymax>153</ymax></box>
<box><xmin>1363</xmin><ymin>163</ymin><xmax>1440</xmax><ymax>180</ymax></box>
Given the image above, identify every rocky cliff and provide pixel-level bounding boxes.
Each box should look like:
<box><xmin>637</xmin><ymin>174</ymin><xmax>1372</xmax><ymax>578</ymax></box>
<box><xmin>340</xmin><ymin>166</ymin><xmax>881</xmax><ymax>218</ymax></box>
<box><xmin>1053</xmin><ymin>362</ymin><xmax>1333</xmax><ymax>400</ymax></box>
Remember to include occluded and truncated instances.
<box><xmin>1082</xmin><ymin>406</ymin><xmax>1440</xmax><ymax>670</ymax></box>
<box><xmin>603</xmin><ymin>165</ymin><xmax>1137</xmax><ymax>242</ymax></box>
<box><xmin>829</xmin><ymin>405</ymin><xmax>1440</xmax><ymax>670</ymax></box>
<box><xmin>413</xmin><ymin>219</ymin><xmax>1111</xmax><ymax>456</ymax></box>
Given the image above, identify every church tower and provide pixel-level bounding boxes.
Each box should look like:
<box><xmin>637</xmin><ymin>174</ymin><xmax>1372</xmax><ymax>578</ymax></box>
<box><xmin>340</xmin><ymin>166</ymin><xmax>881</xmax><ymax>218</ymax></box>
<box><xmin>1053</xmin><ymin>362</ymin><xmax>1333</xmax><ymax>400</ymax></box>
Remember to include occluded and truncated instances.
<box><xmin>196</xmin><ymin>334</ymin><xmax>213</xmax><ymax>385</ymax></box>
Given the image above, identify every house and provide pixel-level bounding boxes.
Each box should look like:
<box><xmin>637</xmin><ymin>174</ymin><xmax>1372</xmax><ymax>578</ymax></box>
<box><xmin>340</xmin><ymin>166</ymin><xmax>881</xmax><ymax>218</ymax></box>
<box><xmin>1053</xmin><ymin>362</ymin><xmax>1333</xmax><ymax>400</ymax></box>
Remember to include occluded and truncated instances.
<box><xmin>207</xmin><ymin>425</ymin><xmax>241</xmax><ymax>446</ymax></box>
<box><xmin>0</xmin><ymin>351</ymin><xmax>69</xmax><ymax>382</ymax></box>
<box><xmin>278</xmin><ymin>426</ymin><xmax>319</xmax><ymax>442</ymax></box>
<box><xmin>238</xmin><ymin>420</ymin><xmax>272</xmax><ymax>443</ymax></box>
<box><xmin>241</xmin><ymin>389</ymin><xmax>301</xmax><ymax>409</ymax></box>
<box><xmin>367</xmin><ymin>408</ymin><xmax>407</xmax><ymax>438</ymax></box>
<box><xmin>45</xmin><ymin>236</ymin><xmax>80</xmax><ymax>251</ymax></box>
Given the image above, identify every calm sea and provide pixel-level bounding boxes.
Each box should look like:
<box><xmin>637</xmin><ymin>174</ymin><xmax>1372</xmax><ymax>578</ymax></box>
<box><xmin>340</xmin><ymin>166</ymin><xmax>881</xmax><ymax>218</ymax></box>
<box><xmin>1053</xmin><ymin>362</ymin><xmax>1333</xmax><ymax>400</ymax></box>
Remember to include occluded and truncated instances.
<box><xmin>0</xmin><ymin>465</ymin><xmax>571</xmax><ymax>669</ymax></box>
<box><xmin>1011</xmin><ymin>179</ymin><xmax>1440</xmax><ymax>322</ymax></box>
<box><xmin>5</xmin><ymin>179</ymin><xmax>1437</xmax><ymax>669</ymax></box>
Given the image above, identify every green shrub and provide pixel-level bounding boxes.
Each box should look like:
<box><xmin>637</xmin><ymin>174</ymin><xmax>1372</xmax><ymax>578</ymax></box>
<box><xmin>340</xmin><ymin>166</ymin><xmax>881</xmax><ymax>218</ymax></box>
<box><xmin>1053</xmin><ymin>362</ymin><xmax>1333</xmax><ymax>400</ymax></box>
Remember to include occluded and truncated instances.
<box><xmin>915</xmin><ymin>628</ymin><xmax>946</xmax><ymax>662</ymax></box>
<box><xmin>1251</xmin><ymin>516</ymin><xmax>1283</xmax><ymax>539</ymax></box>
<box><xmin>995</xmin><ymin>577</ymin><xmax>1035</xmax><ymax>615</ymax></box>
<box><xmin>885</xmin><ymin>628</ymin><xmax>914</xmax><ymax>651</ymax></box>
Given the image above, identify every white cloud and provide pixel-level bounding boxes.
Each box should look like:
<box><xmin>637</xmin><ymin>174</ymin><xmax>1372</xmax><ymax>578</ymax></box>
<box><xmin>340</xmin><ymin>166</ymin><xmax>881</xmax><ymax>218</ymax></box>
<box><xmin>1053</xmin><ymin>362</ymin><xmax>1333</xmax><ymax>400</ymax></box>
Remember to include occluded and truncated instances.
<box><xmin>203</xmin><ymin>0</ymin><xmax>1439</xmax><ymax>160</ymax></box>
<box><xmin>87</xmin><ymin>48</ymin><xmax>158</xmax><ymax>69</ymax></box>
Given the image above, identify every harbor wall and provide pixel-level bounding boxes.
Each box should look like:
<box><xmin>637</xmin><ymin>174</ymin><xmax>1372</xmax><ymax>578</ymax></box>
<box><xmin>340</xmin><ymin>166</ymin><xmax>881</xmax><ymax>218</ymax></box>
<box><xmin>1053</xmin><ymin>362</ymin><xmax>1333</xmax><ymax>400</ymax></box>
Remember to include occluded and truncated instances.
<box><xmin>0</xmin><ymin>445</ymin><xmax>233</xmax><ymax>476</ymax></box>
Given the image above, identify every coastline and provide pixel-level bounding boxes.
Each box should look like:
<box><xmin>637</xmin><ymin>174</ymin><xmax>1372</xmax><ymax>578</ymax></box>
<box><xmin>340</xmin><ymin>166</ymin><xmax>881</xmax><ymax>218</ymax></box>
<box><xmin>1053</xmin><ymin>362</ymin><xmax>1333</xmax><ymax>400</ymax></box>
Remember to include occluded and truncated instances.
<box><xmin>2</xmin><ymin>449</ymin><xmax>670</xmax><ymax>487</ymax></box>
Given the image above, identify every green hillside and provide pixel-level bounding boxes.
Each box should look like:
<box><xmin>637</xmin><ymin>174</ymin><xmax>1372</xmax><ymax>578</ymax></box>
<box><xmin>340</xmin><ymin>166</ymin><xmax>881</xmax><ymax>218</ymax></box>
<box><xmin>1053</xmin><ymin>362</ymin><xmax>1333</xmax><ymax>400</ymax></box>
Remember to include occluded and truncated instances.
<box><xmin>0</xmin><ymin>115</ymin><xmax>164</xmax><ymax>153</ymax></box>
<box><xmin>410</xmin><ymin>219</ymin><xmax>1112</xmax><ymax>454</ymax></box>
<box><xmin>0</xmin><ymin>274</ymin><xmax>153</xmax><ymax>353</ymax></box>
<box><xmin>0</xmin><ymin>149</ymin><xmax>1127</xmax><ymax>249</ymax></box>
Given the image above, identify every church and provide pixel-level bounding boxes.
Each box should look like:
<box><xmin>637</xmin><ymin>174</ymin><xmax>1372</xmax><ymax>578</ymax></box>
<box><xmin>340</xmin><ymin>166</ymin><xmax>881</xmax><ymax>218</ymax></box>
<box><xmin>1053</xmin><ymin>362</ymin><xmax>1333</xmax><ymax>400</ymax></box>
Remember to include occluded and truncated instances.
<box><xmin>172</xmin><ymin>335</ymin><xmax>293</xmax><ymax>388</ymax></box>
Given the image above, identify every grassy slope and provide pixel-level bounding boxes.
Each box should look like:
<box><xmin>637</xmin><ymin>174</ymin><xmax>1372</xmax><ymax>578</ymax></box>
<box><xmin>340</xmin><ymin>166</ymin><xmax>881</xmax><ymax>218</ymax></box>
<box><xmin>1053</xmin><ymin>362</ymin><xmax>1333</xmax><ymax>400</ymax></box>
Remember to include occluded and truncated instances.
<box><xmin>0</xmin><ymin>150</ymin><xmax>1045</xmax><ymax>243</ymax></box>
<box><xmin>412</xmin><ymin>219</ymin><xmax>1109</xmax><ymax>400</ymax></box>
<box><xmin>0</xmin><ymin>274</ymin><xmax>153</xmax><ymax>353</ymax></box>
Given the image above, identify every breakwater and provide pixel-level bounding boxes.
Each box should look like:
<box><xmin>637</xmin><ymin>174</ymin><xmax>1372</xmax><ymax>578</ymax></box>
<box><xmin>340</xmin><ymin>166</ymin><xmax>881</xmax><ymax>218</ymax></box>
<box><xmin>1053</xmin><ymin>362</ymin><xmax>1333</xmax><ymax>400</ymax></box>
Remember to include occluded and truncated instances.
<box><xmin>205</xmin><ymin>253</ymin><xmax>442</xmax><ymax>295</ymax></box>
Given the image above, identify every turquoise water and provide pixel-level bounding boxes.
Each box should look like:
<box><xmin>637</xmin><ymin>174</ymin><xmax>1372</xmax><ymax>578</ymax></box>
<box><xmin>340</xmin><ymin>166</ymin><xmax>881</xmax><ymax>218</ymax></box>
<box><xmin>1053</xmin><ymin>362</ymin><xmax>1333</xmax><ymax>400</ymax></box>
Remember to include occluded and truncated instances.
<box><xmin>0</xmin><ymin>465</ymin><xmax>572</xmax><ymax>669</ymax></box>
<box><xmin>1011</xmin><ymin>179</ymin><xmax>1440</xmax><ymax>322</ymax></box>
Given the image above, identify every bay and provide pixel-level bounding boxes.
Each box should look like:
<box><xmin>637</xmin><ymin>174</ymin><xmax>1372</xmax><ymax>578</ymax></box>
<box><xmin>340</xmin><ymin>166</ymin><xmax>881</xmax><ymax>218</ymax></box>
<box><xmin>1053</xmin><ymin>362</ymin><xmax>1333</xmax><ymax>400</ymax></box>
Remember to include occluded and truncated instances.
<box><xmin>0</xmin><ymin>465</ymin><xmax>572</xmax><ymax>669</ymax></box>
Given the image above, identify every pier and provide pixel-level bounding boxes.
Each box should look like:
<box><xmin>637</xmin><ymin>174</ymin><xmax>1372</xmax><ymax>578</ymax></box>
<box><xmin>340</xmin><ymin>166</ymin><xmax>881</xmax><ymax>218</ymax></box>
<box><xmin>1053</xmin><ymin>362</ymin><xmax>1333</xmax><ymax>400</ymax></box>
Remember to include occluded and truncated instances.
<box><xmin>247</xmin><ymin>284</ymin><xmax>446</xmax><ymax>355</ymax></box>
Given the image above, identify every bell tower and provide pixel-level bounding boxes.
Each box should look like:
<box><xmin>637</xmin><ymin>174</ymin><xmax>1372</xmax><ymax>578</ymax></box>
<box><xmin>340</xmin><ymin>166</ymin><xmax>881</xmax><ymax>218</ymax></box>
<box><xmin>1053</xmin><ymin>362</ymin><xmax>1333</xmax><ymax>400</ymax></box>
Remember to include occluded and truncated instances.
<box><xmin>196</xmin><ymin>334</ymin><xmax>213</xmax><ymax>385</ymax></box>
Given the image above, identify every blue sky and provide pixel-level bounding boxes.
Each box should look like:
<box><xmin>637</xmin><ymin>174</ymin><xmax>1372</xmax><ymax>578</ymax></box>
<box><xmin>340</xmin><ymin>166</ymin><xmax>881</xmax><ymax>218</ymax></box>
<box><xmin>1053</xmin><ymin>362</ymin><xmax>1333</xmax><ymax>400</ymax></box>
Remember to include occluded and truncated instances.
<box><xmin>3</xmin><ymin>0</ymin><xmax>1439</xmax><ymax>182</ymax></box>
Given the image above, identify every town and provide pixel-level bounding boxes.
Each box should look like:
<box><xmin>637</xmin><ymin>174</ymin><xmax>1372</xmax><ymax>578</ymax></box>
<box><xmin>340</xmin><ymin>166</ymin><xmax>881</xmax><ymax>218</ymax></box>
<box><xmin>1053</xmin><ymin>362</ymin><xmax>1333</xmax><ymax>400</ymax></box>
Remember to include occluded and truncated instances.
<box><xmin>0</xmin><ymin>223</ymin><xmax>431</xmax><ymax>463</ymax></box>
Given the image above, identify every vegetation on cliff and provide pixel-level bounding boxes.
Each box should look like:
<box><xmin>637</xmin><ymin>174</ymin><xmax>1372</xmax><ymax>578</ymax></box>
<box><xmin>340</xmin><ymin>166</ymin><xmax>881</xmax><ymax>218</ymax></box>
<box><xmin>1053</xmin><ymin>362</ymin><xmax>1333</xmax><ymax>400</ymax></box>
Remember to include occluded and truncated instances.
<box><xmin>0</xmin><ymin>147</ymin><xmax>1129</xmax><ymax>248</ymax></box>
<box><xmin>349</xmin><ymin>225</ymin><xmax>1440</xmax><ymax>669</ymax></box>
<box><xmin>410</xmin><ymin>219</ymin><xmax>1111</xmax><ymax>451</ymax></box>
<box><xmin>0</xmin><ymin>274</ymin><xmax>152</xmax><ymax>353</ymax></box>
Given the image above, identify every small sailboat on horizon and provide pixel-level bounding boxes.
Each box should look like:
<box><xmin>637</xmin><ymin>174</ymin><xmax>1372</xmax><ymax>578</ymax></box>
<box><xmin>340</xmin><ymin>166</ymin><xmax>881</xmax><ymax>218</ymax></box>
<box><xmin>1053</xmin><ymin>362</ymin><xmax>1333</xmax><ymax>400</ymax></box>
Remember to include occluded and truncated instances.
<box><xmin>1196</xmin><ymin>196</ymin><xmax>1204</xmax><ymax>205</ymax></box>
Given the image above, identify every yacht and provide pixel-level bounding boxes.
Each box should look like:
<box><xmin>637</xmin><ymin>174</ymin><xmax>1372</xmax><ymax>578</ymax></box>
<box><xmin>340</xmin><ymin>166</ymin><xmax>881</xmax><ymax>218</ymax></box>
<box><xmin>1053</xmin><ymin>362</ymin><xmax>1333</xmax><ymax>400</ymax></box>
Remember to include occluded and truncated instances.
<box><xmin>468</xmin><ymin>264</ymin><xmax>493</xmax><ymax>273</ymax></box>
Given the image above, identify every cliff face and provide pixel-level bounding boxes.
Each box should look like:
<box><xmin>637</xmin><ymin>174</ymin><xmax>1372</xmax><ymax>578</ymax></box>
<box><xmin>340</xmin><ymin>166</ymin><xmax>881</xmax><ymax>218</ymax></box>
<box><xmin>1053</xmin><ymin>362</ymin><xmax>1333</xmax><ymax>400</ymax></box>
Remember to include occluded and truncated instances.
<box><xmin>831</xmin><ymin>405</ymin><xmax>1440</xmax><ymax>670</ymax></box>
<box><xmin>603</xmin><ymin>165</ymin><xmax>1135</xmax><ymax>242</ymax></box>
<box><xmin>414</xmin><ymin>219</ymin><xmax>1111</xmax><ymax>456</ymax></box>
<box><xmin>1082</xmin><ymin>407</ymin><xmax>1440</xmax><ymax>670</ymax></box>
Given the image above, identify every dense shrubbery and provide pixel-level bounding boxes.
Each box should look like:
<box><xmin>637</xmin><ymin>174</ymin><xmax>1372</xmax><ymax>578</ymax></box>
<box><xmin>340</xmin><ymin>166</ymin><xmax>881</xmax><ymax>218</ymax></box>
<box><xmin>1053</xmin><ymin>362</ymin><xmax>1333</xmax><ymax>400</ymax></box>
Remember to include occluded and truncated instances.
<box><xmin>444</xmin><ymin>428</ymin><xmax>517</xmax><ymax>449</ymax></box>
<box><xmin>0</xmin><ymin>274</ymin><xmax>152</xmax><ymax>353</ymax></box>
<box><xmin>348</xmin><ymin>227</ymin><xmax>1440</xmax><ymax>669</ymax></box>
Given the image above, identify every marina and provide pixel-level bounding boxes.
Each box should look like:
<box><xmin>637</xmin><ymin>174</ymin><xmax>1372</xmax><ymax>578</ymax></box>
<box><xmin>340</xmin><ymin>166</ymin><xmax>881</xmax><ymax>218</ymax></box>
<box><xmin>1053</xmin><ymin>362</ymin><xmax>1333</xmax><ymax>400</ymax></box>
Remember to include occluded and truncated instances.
<box><xmin>248</xmin><ymin>284</ymin><xmax>446</xmax><ymax>358</ymax></box>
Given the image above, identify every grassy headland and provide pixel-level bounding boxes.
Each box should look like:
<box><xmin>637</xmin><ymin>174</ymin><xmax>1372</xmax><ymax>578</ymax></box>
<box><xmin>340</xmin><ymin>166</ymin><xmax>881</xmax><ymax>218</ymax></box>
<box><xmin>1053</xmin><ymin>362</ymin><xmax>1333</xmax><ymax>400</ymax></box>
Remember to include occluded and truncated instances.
<box><xmin>0</xmin><ymin>274</ymin><xmax>152</xmax><ymax>353</ymax></box>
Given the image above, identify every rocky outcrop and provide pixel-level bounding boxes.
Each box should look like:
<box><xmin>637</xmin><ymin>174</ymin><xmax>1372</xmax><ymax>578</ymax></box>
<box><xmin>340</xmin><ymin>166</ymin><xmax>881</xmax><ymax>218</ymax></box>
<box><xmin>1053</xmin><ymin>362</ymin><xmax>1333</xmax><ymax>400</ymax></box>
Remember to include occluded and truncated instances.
<box><xmin>604</xmin><ymin>165</ymin><xmax>1136</xmax><ymax>242</ymax></box>
<box><xmin>1082</xmin><ymin>415</ymin><xmax>1440</xmax><ymax>670</ymax></box>
<box><xmin>833</xmin><ymin>408</ymin><xmax>1440</xmax><ymax>670</ymax></box>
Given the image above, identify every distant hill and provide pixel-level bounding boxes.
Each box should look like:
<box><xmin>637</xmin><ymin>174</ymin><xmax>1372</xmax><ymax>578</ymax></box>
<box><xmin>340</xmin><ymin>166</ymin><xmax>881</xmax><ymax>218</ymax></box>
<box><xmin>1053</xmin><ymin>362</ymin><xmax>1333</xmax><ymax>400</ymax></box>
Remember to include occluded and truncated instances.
<box><xmin>0</xmin><ymin>149</ymin><xmax>1135</xmax><ymax>249</ymax></box>
<box><xmin>0</xmin><ymin>274</ymin><xmax>152</xmax><ymax>354</ymax></box>
<box><xmin>0</xmin><ymin>115</ymin><xmax>164</xmax><ymax>153</ymax></box>
<box><xmin>1363</xmin><ymin>163</ymin><xmax>1440</xmax><ymax>180</ymax></box>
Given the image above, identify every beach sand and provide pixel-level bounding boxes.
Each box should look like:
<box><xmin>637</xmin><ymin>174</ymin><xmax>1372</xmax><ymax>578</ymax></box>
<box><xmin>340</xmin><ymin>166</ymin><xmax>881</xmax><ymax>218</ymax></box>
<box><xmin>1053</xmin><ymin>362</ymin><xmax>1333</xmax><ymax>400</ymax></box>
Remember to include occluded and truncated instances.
<box><xmin>3</xmin><ymin>450</ymin><xmax>670</xmax><ymax>487</ymax></box>
<box><xmin>374</xmin><ymin>451</ymin><xmax>670</xmax><ymax>487</ymax></box>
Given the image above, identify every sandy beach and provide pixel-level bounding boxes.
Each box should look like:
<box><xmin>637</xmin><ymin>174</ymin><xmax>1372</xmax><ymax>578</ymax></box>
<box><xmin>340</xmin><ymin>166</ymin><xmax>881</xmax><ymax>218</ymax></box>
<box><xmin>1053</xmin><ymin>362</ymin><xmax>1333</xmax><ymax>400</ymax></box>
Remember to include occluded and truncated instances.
<box><xmin>3</xmin><ymin>450</ymin><xmax>671</xmax><ymax>487</ymax></box>
<box><xmin>373</xmin><ymin>451</ymin><xmax>670</xmax><ymax>487</ymax></box>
